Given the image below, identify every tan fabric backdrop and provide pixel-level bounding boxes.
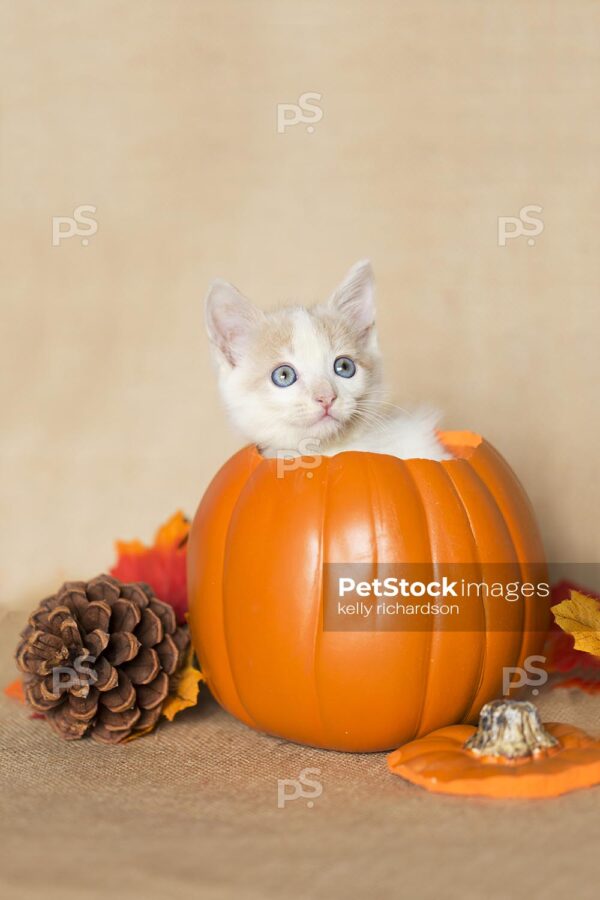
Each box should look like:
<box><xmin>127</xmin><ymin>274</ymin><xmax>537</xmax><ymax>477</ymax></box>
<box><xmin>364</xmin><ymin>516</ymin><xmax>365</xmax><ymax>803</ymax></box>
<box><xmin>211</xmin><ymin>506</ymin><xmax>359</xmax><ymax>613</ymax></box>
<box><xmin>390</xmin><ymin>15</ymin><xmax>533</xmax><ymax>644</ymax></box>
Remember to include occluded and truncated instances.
<box><xmin>1</xmin><ymin>5</ymin><xmax>600</xmax><ymax>899</ymax></box>
<box><xmin>1</xmin><ymin>606</ymin><xmax>600</xmax><ymax>900</ymax></box>
<box><xmin>1</xmin><ymin>0</ymin><xmax>599</xmax><ymax>608</ymax></box>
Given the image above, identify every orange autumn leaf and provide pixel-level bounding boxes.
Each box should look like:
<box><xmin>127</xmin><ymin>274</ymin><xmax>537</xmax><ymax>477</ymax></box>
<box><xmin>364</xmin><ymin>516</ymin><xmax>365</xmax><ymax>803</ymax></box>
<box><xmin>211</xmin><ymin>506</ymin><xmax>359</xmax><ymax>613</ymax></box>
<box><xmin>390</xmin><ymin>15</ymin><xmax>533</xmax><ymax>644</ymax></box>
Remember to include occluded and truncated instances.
<box><xmin>110</xmin><ymin>511</ymin><xmax>190</xmax><ymax>623</ymax></box>
<box><xmin>4</xmin><ymin>678</ymin><xmax>25</xmax><ymax>703</ymax></box>
<box><xmin>154</xmin><ymin>513</ymin><xmax>190</xmax><ymax>549</ymax></box>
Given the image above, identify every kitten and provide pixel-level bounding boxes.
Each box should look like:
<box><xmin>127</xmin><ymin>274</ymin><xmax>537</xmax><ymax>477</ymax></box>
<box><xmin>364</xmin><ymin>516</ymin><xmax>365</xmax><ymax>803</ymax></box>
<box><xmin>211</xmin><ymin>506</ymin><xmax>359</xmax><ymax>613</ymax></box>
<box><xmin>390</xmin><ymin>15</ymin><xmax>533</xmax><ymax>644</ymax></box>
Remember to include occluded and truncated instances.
<box><xmin>205</xmin><ymin>260</ymin><xmax>451</xmax><ymax>461</ymax></box>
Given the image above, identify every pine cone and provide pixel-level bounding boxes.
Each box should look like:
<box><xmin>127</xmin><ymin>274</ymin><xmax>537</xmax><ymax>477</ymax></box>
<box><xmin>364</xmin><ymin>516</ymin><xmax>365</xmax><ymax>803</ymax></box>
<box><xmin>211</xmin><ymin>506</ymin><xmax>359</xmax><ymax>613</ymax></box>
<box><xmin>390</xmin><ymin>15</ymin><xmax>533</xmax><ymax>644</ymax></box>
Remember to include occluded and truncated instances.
<box><xmin>15</xmin><ymin>575</ymin><xmax>190</xmax><ymax>744</ymax></box>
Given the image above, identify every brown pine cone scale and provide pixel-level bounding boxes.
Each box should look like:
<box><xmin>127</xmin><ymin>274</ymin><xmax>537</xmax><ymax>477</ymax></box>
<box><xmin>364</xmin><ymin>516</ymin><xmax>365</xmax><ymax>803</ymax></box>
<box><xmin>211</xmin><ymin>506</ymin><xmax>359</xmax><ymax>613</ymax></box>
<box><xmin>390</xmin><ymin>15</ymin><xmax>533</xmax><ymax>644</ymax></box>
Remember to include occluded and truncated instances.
<box><xmin>16</xmin><ymin>575</ymin><xmax>190</xmax><ymax>744</ymax></box>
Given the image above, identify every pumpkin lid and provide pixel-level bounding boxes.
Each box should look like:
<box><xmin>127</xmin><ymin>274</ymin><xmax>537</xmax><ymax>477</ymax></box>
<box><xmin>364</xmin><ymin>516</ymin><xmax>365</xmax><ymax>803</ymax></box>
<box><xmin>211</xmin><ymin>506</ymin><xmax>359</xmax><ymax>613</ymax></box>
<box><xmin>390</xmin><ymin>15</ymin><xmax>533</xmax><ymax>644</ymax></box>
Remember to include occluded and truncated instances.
<box><xmin>388</xmin><ymin>700</ymin><xmax>600</xmax><ymax>799</ymax></box>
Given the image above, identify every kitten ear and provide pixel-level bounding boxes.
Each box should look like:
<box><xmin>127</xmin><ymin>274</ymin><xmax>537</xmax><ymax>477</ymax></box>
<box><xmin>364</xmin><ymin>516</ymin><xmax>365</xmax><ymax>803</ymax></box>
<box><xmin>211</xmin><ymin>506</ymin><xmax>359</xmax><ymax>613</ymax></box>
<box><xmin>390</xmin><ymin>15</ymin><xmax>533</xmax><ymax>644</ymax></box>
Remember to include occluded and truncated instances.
<box><xmin>327</xmin><ymin>260</ymin><xmax>375</xmax><ymax>334</ymax></box>
<box><xmin>205</xmin><ymin>279</ymin><xmax>263</xmax><ymax>366</ymax></box>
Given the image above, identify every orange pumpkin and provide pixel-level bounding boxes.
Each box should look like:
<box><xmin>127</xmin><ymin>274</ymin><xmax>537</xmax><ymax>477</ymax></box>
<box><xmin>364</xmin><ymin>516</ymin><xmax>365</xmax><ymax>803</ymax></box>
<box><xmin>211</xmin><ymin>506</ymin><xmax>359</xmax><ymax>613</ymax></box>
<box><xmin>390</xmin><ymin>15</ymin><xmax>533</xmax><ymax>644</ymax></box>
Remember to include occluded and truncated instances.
<box><xmin>187</xmin><ymin>432</ymin><xmax>549</xmax><ymax>752</ymax></box>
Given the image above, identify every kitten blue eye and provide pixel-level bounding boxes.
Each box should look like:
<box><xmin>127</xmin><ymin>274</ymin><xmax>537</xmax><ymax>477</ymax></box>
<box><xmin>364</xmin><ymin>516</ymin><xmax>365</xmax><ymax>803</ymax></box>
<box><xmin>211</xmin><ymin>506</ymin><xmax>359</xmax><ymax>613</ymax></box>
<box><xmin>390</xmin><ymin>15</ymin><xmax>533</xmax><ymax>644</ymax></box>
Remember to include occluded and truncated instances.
<box><xmin>334</xmin><ymin>356</ymin><xmax>356</xmax><ymax>378</ymax></box>
<box><xmin>271</xmin><ymin>364</ymin><xmax>297</xmax><ymax>387</ymax></box>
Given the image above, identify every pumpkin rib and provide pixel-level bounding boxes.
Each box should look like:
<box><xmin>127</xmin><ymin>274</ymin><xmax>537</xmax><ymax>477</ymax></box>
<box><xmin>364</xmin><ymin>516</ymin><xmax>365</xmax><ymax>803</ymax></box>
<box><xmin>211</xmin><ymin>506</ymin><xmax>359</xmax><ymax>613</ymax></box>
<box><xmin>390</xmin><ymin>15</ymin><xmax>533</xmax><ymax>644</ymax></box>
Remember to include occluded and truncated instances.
<box><xmin>302</xmin><ymin>460</ymin><xmax>338</xmax><ymax>745</ymax></box>
<box><xmin>365</xmin><ymin>455</ymin><xmax>423</xmax><ymax>744</ymax></box>
<box><xmin>469</xmin><ymin>455</ymin><xmax>528</xmax><ymax>678</ymax></box>
<box><xmin>228</xmin><ymin>460</ymin><xmax>283</xmax><ymax>729</ymax></box>
<box><xmin>469</xmin><ymin>443</ymin><xmax>548</xmax><ymax>669</ymax></box>
<box><xmin>187</xmin><ymin>445</ymin><xmax>262</xmax><ymax>727</ymax></box>
<box><xmin>435</xmin><ymin>462</ymin><xmax>488</xmax><ymax>724</ymax></box>
<box><xmin>406</xmin><ymin>461</ymin><xmax>492</xmax><ymax>737</ymax></box>
<box><xmin>312</xmin><ymin>456</ymin><xmax>330</xmax><ymax>745</ymax></box>
<box><xmin>222</xmin><ymin>455</ymin><xmax>299</xmax><ymax>732</ymax></box>
<box><xmin>444</xmin><ymin>461</ymin><xmax>524</xmax><ymax>721</ymax></box>
<box><xmin>219</xmin><ymin>452</ymin><xmax>266</xmax><ymax>731</ymax></box>
<box><xmin>365</xmin><ymin>454</ymin><xmax>384</xmax><ymax>636</ymax></box>
<box><xmin>467</xmin><ymin>460</ymin><xmax>531</xmax><ymax>707</ymax></box>
<box><xmin>250</xmin><ymin>457</ymin><xmax>331</xmax><ymax>743</ymax></box>
<box><xmin>429</xmin><ymin>462</ymin><xmax>485</xmax><ymax>728</ymax></box>
<box><xmin>396</xmin><ymin>462</ymin><xmax>435</xmax><ymax>740</ymax></box>
<box><xmin>363</xmin><ymin>454</ymin><xmax>436</xmax><ymax>745</ymax></box>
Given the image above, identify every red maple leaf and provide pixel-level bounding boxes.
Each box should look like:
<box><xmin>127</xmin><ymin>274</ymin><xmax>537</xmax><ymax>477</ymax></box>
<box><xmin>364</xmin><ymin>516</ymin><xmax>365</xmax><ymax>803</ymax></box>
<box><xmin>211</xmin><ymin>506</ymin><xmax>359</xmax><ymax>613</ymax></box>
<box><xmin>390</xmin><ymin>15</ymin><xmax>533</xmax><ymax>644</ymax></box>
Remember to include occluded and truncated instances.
<box><xmin>554</xmin><ymin>676</ymin><xmax>600</xmax><ymax>696</ymax></box>
<box><xmin>110</xmin><ymin>511</ymin><xmax>190</xmax><ymax>624</ymax></box>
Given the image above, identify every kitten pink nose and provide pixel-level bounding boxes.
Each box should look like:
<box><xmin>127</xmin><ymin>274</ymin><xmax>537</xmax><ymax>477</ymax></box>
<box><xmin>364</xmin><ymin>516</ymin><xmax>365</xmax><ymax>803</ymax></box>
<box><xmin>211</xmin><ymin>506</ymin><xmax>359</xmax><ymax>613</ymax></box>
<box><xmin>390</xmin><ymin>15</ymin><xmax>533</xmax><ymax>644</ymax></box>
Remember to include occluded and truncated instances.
<box><xmin>315</xmin><ymin>393</ymin><xmax>337</xmax><ymax>412</ymax></box>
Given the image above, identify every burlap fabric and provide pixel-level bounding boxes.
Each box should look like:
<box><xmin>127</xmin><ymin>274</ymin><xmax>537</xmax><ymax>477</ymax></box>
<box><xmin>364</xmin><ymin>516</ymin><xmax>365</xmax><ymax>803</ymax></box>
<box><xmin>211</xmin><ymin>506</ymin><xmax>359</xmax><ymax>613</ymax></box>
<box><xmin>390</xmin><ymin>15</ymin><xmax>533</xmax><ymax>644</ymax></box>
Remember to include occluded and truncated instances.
<box><xmin>1</xmin><ymin>608</ymin><xmax>599</xmax><ymax>899</ymax></box>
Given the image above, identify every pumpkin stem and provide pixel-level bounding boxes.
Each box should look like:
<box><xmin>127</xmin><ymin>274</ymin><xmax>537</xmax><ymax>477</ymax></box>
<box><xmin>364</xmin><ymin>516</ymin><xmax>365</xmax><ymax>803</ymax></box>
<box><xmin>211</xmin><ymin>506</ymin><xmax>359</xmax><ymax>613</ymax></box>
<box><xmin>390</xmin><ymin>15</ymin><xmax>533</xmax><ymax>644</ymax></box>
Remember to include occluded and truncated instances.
<box><xmin>464</xmin><ymin>700</ymin><xmax>560</xmax><ymax>761</ymax></box>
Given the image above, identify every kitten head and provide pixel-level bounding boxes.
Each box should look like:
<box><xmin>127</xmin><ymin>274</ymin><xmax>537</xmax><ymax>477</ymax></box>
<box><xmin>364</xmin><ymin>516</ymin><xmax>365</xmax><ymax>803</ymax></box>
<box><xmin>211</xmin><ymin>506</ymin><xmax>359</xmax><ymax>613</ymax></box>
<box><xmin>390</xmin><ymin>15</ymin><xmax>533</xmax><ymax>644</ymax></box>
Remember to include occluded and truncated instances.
<box><xmin>205</xmin><ymin>260</ymin><xmax>383</xmax><ymax>454</ymax></box>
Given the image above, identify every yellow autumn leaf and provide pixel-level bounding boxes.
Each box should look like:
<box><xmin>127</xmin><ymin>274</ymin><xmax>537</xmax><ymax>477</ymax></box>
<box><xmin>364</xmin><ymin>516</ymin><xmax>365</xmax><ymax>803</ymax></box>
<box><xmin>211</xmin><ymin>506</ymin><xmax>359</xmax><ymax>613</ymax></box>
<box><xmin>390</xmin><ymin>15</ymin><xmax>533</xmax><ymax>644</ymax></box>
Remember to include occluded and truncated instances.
<box><xmin>123</xmin><ymin>725</ymin><xmax>157</xmax><ymax>743</ymax></box>
<box><xmin>551</xmin><ymin>590</ymin><xmax>600</xmax><ymax>656</ymax></box>
<box><xmin>161</xmin><ymin>660</ymin><xmax>204</xmax><ymax>722</ymax></box>
<box><xmin>124</xmin><ymin>650</ymin><xmax>204</xmax><ymax>740</ymax></box>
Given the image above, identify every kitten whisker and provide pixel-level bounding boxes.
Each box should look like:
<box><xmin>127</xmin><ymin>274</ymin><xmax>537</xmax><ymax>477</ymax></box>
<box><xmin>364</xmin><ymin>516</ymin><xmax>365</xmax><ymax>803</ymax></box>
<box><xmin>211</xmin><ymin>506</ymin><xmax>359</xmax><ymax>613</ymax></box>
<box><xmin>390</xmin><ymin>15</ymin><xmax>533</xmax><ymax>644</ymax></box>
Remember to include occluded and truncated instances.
<box><xmin>354</xmin><ymin>402</ymin><xmax>396</xmax><ymax>423</ymax></box>
<box><xmin>357</xmin><ymin>391</ymin><xmax>412</xmax><ymax>417</ymax></box>
<box><xmin>349</xmin><ymin>409</ymin><xmax>393</xmax><ymax>435</ymax></box>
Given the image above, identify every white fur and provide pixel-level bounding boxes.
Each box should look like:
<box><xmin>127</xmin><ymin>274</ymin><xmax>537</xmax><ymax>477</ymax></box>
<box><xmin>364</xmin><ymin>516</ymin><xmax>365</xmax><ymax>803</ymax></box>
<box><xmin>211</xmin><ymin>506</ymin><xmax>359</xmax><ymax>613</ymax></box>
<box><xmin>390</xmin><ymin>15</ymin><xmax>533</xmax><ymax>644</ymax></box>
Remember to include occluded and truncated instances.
<box><xmin>205</xmin><ymin>261</ymin><xmax>452</xmax><ymax>461</ymax></box>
